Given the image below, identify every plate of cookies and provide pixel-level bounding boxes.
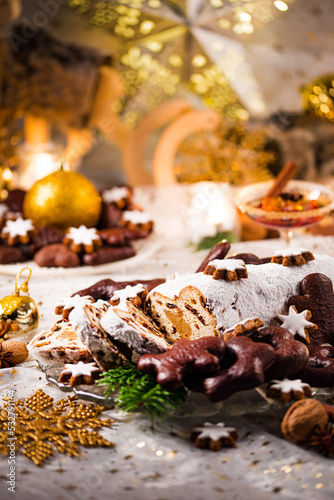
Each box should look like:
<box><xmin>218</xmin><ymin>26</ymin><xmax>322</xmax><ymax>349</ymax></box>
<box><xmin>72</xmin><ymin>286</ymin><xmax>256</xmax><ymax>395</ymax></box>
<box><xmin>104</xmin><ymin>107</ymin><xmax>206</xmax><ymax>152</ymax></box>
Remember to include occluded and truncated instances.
<box><xmin>27</xmin><ymin>241</ymin><xmax>334</xmax><ymax>427</ymax></box>
<box><xmin>0</xmin><ymin>186</ymin><xmax>162</xmax><ymax>277</ymax></box>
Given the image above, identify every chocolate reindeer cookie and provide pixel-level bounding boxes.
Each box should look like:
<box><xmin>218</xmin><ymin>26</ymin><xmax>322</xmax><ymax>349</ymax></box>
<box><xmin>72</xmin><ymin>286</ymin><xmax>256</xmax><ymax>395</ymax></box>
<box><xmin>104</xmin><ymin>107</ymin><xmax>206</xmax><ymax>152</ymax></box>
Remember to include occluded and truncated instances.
<box><xmin>138</xmin><ymin>337</ymin><xmax>226</xmax><ymax>391</ymax></box>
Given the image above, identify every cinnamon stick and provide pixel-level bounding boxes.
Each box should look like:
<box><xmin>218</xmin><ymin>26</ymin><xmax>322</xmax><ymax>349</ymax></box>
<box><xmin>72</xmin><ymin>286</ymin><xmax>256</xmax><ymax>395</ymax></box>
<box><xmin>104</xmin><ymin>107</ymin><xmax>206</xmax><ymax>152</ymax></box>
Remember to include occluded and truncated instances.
<box><xmin>265</xmin><ymin>161</ymin><xmax>298</xmax><ymax>198</ymax></box>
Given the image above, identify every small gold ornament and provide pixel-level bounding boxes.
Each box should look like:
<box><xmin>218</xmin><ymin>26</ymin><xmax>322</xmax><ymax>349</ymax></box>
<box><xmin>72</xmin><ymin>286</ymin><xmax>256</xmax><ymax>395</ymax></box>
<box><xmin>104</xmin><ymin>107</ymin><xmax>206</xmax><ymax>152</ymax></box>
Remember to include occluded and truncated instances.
<box><xmin>0</xmin><ymin>267</ymin><xmax>39</xmax><ymax>339</ymax></box>
<box><xmin>23</xmin><ymin>170</ymin><xmax>102</xmax><ymax>231</ymax></box>
<box><xmin>0</xmin><ymin>388</ymin><xmax>115</xmax><ymax>466</ymax></box>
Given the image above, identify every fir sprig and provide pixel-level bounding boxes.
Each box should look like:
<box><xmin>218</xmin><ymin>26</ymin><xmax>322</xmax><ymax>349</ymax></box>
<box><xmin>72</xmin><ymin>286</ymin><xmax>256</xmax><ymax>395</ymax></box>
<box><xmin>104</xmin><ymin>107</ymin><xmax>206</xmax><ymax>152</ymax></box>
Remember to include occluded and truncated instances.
<box><xmin>193</xmin><ymin>232</ymin><xmax>237</xmax><ymax>251</ymax></box>
<box><xmin>97</xmin><ymin>363</ymin><xmax>187</xmax><ymax>421</ymax></box>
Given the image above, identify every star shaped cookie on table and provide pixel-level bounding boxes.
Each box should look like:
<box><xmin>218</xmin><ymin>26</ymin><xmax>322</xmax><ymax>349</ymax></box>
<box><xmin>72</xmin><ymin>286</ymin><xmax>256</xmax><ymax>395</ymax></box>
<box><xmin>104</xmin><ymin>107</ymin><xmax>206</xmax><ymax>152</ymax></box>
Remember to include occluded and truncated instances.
<box><xmin>190</xmin><ymin>422</ymin><xmax>238</xmax><ymax>451</ymax></box>
<box><xmin>277</xmin><ymin>306</ymin><xmax>317</xmax><ymax>344</ymax></box>
<box><xmin>58</xmin><ymin>361</ymin><xmax>102</xmax><ymax>387</ymax></box>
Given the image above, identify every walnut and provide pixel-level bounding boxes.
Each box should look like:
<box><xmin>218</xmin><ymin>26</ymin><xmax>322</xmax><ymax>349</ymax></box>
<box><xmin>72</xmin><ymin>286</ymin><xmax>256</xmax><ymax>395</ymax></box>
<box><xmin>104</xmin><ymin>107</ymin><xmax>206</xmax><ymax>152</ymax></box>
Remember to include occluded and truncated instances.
<box><xmin>281</xmin><ymin>399</ymin><xmax>329</xmax><ymax>443</ymax></box>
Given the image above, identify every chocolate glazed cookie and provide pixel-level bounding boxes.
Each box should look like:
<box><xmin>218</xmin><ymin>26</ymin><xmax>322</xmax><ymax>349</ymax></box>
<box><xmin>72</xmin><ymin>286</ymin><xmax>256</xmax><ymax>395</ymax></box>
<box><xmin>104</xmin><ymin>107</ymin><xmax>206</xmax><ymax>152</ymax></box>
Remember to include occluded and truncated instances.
<box><xmin>288</xmin><ymin>273</ymin><xmax>334</xmax><ymax>345</ymax></box>
<box><xmin>295</xmin><ymin>345</ymin><xmax>334</xmax><ymax>387</ymax></box>
<box><xmin>250</xmin><ymin>327</ymin><xmax>309</xmax><ymax>381</ymax></box>
<box><xmin>74</xmin><ymin>278</ymin><xmax>166</xmax><ymax>301</ymax></box>
<box><xmin>186</xmin><ymin>336</ymin><xmax>275</xmax><ymax>402</ymax></box>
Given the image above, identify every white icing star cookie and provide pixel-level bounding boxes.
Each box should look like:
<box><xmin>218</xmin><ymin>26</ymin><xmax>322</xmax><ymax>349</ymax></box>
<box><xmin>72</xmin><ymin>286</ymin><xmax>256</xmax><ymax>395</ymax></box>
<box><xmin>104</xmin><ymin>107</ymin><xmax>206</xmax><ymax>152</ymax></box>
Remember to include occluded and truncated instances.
<box><xmin>277</xmin><ymin>305</ymin><xmax>317</xmax><ymax>343</ymax></box>
<box><xmin>272</xmin><ymin>248</ymin><xmax>314</xmax><ymax>266</ymax></box>
<box><xmin>63</xmin><ymin>225</ymin><xmax>102</xmax><ymax>254</ymax></box>
<box><xmin>204</xmin><ymin>258</ymin><xmax>248</xmax><ymax>281</ymax></box>
<box><xmin>55</xmin><ymin>294</ymin><xmax>95</xmax><ymax>319</ymax></box>
<box><xmin>122</xmin><ymin>210</ymin><xmax>152</xmax><ymax>225</ymax></box>
<box><xmin>191</xmin><ymin>422</ymin><xmax>238</xmax><ymax>451</ymax></box>
<box><xmin>110</xmin><ymin>284</ymin><xmax>147</xmax><ymax>309</ymax></box>
<box><xmin>102</xmin><ymin>186</ymin><xmax>131</xmax><ymax>205</ymax></box>
<box><xmin>266</xmin><ymin>377</ymin><xmax>312</xmax><ymax>403</ymax></box>
<box><xmin>1</xmin><ymin>217</ymin><xmax>35</xmax><ymax>245</ymax></box>
<box><xmin>58</xmin><ymin>361</ymin><xmax>101</xmax><ymax>387</ymax></box>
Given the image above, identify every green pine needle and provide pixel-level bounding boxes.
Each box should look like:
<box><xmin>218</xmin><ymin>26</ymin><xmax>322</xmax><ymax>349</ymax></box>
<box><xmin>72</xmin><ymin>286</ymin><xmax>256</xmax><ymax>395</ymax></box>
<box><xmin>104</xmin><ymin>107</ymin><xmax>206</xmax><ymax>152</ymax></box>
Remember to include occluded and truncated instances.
<box><xmin>97</xmin><ymin>363</ymin><xmax>188</xmax><ymax>421</ymax></box>
<box><xmin>192</xmin><ymin>232</ymin><xmax>237</xmax><ymax>251</ymax></box>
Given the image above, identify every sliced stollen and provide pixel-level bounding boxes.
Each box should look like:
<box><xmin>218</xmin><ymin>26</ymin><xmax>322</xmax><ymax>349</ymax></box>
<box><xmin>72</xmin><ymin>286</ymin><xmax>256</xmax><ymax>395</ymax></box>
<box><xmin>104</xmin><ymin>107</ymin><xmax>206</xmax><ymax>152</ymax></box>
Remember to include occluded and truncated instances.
<box><xmin>69</xmin><ymin>301</ymin><xmax>129</xmax><ymax>371</ymax></box>
<box><xmin>101</xmin><ymin>301</ymin><xmax>170</xmax><ymax>355</ymax></box>
<box><xmin>147</xmin><ymin>285</ymin><xmax>219</xmax><ymax>343</ymax></box>
<box><xmin>28</xmin><ymin>319</ymin><xmax>93</xmax><ymax>369</ymax></box>
<box><xmin>147</xmin><ymin>254</ymin><xmax>334</xmax><ymax>333</ymax></box>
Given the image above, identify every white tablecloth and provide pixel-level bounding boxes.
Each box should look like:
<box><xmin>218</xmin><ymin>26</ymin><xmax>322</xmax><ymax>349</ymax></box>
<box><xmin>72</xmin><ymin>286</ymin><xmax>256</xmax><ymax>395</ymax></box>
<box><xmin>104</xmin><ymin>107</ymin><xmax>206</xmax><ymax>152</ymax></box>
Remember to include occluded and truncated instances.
<box><xmin>1</xmin><ymin>235</ymin><xmax>334</xmax><ymax>500</ymax></box>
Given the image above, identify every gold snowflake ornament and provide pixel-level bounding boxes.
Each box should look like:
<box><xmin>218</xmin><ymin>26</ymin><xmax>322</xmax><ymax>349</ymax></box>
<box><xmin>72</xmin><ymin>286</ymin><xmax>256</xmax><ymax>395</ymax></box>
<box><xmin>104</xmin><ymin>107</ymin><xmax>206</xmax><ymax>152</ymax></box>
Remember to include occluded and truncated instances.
<box><xmin>0</xmin><ymin>389</ymin><xmax>114</xmax><ymax>466</ymax></box>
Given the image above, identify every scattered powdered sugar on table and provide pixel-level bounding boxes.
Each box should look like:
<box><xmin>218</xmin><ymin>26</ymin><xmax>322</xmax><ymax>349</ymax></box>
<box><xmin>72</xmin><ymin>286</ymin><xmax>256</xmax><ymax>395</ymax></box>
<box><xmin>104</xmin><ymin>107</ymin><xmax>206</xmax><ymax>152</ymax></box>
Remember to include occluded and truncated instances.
<box><xmin>149</xmin><ymin>254</ymin><xmax>334</xmax><ymax>330</ymax></box>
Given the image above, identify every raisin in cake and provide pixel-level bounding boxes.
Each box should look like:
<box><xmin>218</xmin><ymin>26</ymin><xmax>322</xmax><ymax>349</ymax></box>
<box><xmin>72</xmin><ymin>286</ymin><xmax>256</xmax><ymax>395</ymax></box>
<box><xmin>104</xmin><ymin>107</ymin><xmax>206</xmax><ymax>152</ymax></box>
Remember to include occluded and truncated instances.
<box><xmin>147</xmin><ymin>285</ymin><xmax>218</xmax><ymax>342</ymax></box>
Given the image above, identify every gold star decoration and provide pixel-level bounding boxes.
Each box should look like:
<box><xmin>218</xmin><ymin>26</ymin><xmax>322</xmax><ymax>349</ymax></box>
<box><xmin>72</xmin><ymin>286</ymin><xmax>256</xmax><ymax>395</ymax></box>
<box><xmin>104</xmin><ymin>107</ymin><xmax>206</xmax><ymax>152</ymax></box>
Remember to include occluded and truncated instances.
<box><xmin>0</xmin><ymin>389</ymin><xmax>115</xmax><ymax>466</ymax></box>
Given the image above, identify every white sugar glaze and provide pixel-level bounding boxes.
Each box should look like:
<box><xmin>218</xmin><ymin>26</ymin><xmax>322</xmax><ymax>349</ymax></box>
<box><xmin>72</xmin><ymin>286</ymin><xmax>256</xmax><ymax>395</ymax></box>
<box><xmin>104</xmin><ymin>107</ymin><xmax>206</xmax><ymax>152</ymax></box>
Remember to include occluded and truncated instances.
<box><xmin>149</xmin><ymin>254</ymin><xmax>334</xmax><ymax>330</ymax></box>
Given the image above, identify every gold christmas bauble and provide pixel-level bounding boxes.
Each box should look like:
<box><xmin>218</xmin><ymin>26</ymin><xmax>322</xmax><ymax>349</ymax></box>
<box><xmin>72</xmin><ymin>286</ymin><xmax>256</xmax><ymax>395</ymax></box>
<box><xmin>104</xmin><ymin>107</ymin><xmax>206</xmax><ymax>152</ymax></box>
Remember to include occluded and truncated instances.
<box><xmin>23</xmin><ymin>170</ymin><xmax>102</xmax><ymax>231</ymax></box>
<box><xmin>0</xmin><ymin>268</ymin><xmax>39</xmax><ymax>339</ymax></box>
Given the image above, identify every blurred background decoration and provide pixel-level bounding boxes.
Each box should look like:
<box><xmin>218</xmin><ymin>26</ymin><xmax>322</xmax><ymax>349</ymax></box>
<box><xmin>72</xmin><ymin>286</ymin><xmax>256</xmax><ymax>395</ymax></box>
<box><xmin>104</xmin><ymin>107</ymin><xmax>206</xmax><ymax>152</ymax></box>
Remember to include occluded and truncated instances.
<box><xmin>1</xmin><ymin>0</ymin><xmax>334</xmax><ymax>189</ymax></box>
<box><xmin>302</xmin><ymin>75</ymin><xmax>334</xmax><ymax>122</ymax></box>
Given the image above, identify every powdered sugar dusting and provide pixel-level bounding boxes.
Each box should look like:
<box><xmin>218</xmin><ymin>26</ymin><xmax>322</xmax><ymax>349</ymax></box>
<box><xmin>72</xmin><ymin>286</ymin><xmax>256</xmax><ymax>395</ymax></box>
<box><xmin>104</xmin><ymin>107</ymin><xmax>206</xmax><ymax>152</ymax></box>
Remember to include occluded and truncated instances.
<box><xmin>149</xmin><ymin>254</ymin><xmax>334</xmax><ymax>330</ymax></box>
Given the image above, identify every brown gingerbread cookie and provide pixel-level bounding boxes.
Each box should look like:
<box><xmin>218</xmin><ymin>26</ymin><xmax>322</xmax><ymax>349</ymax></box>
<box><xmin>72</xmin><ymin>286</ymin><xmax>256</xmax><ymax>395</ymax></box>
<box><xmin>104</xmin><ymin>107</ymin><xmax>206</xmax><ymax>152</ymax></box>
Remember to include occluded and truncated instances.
<box><xmin>250</xmin><ymin>327</ymin><xmax>309</xmax><ymax>381</ymax></box>
<box><xmin>83</xmin><ymin>245</ymin><xmax>136</xmax><ymax>266</ymax></box>
<box><xmin>137</xmin><ymin>337</ymin><xmax>226</xmax><ymax>391</ymax></box>
<box><xmin>223</xmin><ymin>317</ymin><xmax>264</xmax><ymax>341</ymax></box>
<box><xmin>74</xmin><ymin>278</ymin><xmax>165</xmax><ymax>301</ymax></box>
<box><xmin>288</xmin><ymin>273</ymin><xmax>334</xmax><ymax>345</ymax></box>
<box><xmin>34</xmin><ymin>243</ymin><xmax>80</xmax><ymax>268</ymax></box>
<box><xmin>271</xmin><ymin>248</ymin><xmax>315</xmax><ymax>266</ymax></box>
<box><xmin>186</xmin><ymin>336</ymin><xmax>275</xmax><ymax>402</ymax></box>
<box><xmin>228</xmin><ymin>253</ymin><xmax>262</xmax><ymax>265</ymax></box>
<box><xmin>196</xmin><ymin>240</ymin><xmax>231</xmax><ymax>273</ymax></box>
<box><xmin>0</xmin><ymin>244</ymin><xmax>27</xmax><ymax>264</ymax></box>
<box><xmin>294</xmin><ymin>345</ymin><xmax>334</xmax><ymax>387</ymax></box>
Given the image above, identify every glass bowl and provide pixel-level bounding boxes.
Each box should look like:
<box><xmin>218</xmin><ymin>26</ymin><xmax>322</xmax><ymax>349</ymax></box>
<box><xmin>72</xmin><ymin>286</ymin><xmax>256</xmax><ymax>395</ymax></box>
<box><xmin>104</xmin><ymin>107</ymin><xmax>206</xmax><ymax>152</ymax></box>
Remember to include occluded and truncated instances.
<box><xmin>236</xmin><ymin>179</ymin><xmax>334</xmax><ymax>233</ymax></box>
